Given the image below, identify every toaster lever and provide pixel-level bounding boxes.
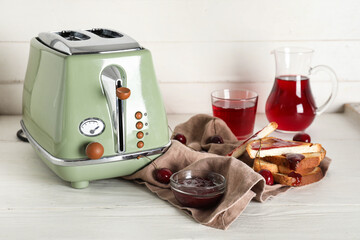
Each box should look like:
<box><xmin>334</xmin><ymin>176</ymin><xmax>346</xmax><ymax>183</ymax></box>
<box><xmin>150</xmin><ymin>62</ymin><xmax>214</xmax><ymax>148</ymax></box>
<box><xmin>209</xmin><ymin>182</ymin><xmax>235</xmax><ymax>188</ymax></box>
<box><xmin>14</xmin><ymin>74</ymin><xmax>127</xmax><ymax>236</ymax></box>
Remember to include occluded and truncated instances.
<box><xmin>116</xmin><ymin>87</ymin><xmax>131</xmax><ymax>100</ymax></box>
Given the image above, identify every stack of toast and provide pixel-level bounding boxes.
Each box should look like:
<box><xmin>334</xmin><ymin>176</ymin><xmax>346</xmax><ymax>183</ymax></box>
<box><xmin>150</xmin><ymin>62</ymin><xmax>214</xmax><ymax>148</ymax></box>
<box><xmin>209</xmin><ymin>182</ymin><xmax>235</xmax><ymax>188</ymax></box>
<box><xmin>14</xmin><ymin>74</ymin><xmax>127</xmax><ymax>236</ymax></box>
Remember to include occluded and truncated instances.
<box><xmin>247</xmin><ymin>137</ymin><xmax>326</xmax><ymax>186</ymax></box>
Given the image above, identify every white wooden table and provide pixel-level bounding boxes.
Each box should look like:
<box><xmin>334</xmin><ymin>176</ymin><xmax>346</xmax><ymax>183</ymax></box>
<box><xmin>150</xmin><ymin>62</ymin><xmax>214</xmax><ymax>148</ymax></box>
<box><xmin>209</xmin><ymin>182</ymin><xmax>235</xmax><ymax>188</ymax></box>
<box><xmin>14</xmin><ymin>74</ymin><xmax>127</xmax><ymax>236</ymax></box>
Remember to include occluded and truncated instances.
<box><xmin>0</xmin><ymin>113</ymin><xmax>359</xmax><ymax>239</ymax></box>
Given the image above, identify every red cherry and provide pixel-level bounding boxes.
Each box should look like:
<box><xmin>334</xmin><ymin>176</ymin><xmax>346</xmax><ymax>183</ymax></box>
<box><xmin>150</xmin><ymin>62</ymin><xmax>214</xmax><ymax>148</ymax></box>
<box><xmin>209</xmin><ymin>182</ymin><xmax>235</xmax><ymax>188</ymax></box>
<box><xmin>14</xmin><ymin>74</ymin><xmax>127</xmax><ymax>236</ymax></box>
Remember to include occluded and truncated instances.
<box><xmin>154</xmin><ymin>168</ymin><xmax>173</xmax><ymax>184</ymax></box>
<box><xmin>293</xmin><ymin>133</ymin><xmax>311</xmax><ymax>143</ymax></box>
<box><xmin>259</xmin><ymin>169</ymin><xmax>274</xmax><ymax>185</ymax></box>
<box><xmin>174</xmin><ymin>133</ymin><xmax>187</xmax><ymax>144</ymax></box>
<box><xmin>208</xmin><ymin>135</ymin><xmax>224</xmax><ymax>144</ymax></box>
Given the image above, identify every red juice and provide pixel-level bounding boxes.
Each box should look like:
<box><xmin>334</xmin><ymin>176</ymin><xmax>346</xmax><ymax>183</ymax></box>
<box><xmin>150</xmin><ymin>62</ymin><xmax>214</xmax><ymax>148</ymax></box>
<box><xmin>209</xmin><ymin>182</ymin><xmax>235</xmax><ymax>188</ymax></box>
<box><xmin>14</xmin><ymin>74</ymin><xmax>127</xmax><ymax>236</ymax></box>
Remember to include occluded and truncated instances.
<box><xmin>265</xmin><ymin>75</ymin><xmax>316</xmax><ymax>131</ymax></box>
<box><xmin>212</xmin><ymin>100</ymin><xmax>257</xmax><ymax>140</ymax></box>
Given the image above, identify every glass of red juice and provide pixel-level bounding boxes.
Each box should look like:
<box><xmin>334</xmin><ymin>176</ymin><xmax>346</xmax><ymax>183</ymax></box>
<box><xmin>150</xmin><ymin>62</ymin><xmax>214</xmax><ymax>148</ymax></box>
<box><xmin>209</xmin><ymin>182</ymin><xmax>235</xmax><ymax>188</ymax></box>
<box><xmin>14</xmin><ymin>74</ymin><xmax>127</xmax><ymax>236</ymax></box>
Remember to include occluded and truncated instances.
<box><xmin>211</xmin><ymin>89</ymin><xmax>258</xmax><ymax>140</ymax></box>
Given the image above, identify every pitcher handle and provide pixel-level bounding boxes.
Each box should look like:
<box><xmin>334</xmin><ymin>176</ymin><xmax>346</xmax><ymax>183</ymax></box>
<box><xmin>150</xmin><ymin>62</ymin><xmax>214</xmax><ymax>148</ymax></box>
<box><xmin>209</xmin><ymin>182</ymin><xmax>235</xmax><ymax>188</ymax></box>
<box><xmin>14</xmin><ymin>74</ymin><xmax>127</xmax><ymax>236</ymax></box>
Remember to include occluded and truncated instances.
<box><xmin>310</xmin><ymin>65</ymin><xmax>338</xmax><ymax>115</ymax></box>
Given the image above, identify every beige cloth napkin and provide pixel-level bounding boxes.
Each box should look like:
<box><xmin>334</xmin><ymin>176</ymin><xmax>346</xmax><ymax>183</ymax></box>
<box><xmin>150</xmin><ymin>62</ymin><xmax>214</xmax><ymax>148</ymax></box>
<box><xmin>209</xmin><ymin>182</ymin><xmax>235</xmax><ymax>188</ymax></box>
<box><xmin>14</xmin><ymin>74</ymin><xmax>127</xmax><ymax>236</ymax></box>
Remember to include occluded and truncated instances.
<box><xmin>124</xmin><ymin>114</ymin><xmax>331</xmax><ymax>230</ymax></box>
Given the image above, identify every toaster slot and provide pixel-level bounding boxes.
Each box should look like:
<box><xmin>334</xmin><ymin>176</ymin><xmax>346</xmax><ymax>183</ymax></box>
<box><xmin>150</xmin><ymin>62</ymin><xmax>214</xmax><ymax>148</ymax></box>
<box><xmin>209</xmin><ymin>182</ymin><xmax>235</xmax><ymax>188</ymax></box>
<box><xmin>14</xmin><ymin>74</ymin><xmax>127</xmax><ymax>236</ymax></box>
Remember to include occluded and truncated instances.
<box><xmin>117</xmin><ymin>80</ymin><xmax>125</xmax><ymax>152</ymax></box>
<box><xmin>101</xmin><ymin>65</ymin><xmax>126</xmax><ymax>153</ymax></box>
<box><xmin>56</xmin><ymin>31</ymin><xmax>90</xmax><ymax>41</ymax></box>
<box><xmin>87</xmin><ymin>29</ymin><xmax>123</xmax><ymax>38</ymax></box>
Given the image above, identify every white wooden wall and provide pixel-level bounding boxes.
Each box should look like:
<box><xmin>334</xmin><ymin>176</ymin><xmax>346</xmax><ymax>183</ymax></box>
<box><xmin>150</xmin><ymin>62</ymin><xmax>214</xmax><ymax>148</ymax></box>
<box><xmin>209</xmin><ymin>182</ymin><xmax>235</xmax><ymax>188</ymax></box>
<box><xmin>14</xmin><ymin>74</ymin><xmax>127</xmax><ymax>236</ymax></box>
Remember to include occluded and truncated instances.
<box><xmin>1</xmin><ymin>0</ymin><xmax>360</xmax><ymax>114</ymax></box>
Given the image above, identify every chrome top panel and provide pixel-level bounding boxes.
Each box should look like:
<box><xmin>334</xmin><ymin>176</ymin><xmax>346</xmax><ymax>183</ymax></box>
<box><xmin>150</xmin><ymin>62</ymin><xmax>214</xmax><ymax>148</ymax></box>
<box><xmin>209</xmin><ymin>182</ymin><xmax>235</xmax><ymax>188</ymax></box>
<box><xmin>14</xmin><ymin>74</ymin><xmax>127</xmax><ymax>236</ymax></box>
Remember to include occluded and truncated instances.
<box><xmin>37</xmin><ymin>28</ymin><xmax>141</xmax><ymax>55</ymax></box>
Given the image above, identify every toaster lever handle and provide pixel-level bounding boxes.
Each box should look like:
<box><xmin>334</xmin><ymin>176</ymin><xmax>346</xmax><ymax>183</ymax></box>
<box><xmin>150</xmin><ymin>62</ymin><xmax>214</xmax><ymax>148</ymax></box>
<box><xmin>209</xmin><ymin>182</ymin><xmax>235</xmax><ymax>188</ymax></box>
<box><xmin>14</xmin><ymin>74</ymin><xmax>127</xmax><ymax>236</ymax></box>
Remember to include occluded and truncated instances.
<box><xmin>116</xmin><ymin>87</ymin><xmax>131</xmax><ymax>100</ymax></box>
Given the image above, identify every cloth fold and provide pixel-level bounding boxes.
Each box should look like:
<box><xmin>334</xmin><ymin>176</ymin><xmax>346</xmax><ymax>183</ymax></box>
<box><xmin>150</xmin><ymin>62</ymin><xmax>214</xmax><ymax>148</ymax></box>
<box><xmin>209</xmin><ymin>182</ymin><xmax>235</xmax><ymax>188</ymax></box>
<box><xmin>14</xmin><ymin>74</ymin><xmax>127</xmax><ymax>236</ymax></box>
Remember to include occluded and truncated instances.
<box><xmin>124</xmin><ymin>114</ymin><xmax>331</xmax><ymax>230</ymax></box>
<box><xmin>172</xmin><ymin>114</ymin><xmax>239</xmax><ymax>155</ymax></box>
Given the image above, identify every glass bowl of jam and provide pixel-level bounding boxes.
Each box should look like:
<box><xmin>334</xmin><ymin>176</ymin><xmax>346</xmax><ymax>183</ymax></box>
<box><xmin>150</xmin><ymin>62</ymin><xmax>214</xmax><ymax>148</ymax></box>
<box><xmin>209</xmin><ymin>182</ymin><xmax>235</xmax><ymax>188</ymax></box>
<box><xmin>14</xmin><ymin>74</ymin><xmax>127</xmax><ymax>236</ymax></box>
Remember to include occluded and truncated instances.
<box><xmin>170</xmin><ymin>170</ymin><xmax>226</xmax><ymax>208</ymax></box>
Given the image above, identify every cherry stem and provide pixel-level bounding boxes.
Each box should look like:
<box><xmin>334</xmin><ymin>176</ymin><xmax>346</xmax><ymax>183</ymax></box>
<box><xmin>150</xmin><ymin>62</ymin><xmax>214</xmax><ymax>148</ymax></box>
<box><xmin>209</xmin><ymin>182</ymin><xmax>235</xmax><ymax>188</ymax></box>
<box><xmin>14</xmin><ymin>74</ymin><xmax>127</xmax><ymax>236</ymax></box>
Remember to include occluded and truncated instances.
<box><xmin>168</xmin><ymin>125</ymin><xmax>174</xmax><ymax>134</ymax></box>
<box><xmin>213</xmin><ymin>118</ymin><xmax>217</xmax><ymax>135</ymax></box>
<box><xmin>138</xmin><ymin>155</ymin><xmax>158</xmax><ymax>169</ymax></box>
<box><xmin>255</xmin><ymin>139</ymin><xmax>262</xmax><ymax>169</ymax></box>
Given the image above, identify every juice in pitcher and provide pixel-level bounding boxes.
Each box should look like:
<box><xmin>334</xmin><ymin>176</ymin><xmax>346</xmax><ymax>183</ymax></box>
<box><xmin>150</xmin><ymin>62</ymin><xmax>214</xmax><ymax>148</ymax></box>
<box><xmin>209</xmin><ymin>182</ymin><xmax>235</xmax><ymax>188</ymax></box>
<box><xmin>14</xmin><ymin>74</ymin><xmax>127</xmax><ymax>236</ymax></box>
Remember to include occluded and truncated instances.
<box><xmin>265</xmin><ymin>75</ymin><xmax>316</xmax><ymax>132</ymax></box>
<box><xmin>265</xmin><ymin>47</ymin><xmax>338</xmax><ymax>132</ymax></box>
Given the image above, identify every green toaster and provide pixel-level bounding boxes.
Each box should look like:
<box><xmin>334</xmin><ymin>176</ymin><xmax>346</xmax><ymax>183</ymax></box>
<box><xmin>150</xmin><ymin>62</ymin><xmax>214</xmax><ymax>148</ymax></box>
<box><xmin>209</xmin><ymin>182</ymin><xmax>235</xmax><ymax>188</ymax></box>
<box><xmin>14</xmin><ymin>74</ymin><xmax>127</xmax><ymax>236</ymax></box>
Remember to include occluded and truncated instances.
<box><xmin>21</xmin><ymin>28</ymin><xmax>171</xmax><ymax>188</ymax></box>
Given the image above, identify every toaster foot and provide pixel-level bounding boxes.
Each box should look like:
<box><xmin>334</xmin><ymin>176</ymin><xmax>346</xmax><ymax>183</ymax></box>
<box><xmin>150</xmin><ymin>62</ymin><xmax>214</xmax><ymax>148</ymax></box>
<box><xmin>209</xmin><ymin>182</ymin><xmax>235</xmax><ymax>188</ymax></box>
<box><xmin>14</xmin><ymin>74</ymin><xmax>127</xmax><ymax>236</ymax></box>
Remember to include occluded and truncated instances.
<box><xmin>71</xmin><ymin>181</ymin><xmax>89</xmax><ymax>189</ymax></box>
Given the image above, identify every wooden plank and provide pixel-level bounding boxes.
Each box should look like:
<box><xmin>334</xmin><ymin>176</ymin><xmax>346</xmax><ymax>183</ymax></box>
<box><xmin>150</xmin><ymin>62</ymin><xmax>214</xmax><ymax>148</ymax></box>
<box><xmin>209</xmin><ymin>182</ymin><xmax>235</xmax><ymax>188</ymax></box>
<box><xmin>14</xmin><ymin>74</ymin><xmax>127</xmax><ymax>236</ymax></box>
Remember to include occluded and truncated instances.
<box><xmin>1</xmin><ymin>0</ymin><xmax>360</xmax><ymax>42</ymax></box>
<box><xmin>0</xmin><ymin>41</ymin><xmax>359</xmax><ymax>84</ymax></box>
<box><xmin>0</xmin><ymin>205</ymin><xmax>358</xmax><ymax>239</ymax></box>
<box><xmin>0</xmin><ymin>83</ymin><xmax>23</xmax><ymax>115</ymax></box>
<box><xmin>148</xmin><ymin>41</ymin><xmax>359</xmax><ymax>83</ymax></box>
<box><xmin>0</xmin><ymin>43</ymin><xmax>29</xmax><ymax>83</ymax></box>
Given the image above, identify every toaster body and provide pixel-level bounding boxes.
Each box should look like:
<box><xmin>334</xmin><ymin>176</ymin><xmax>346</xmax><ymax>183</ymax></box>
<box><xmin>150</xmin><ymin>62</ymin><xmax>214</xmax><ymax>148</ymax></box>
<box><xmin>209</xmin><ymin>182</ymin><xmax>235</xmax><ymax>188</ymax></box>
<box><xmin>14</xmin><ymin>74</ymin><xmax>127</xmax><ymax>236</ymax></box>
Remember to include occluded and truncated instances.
<box><xmin>21</xmin><ymin>29</ymin><xmax>171</xmax><ymax>188</ymax></box>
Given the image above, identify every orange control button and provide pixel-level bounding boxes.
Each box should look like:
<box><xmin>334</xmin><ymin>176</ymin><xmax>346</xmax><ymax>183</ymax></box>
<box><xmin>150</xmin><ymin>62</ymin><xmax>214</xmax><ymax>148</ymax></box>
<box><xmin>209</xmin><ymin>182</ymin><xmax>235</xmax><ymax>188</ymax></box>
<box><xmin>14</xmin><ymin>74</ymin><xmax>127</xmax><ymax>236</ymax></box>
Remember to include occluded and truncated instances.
<box><xmin>137</xmin><ymin>131</ymin><xmax>144</xmax><ymax>139</ymax></box>
<box><xmin>135</xmin><ymin>111</ymin><xmax>142</xmax><ymax>119</ymax></box>
<box><xmin>136</xmin><ymin>121</ymin><xmax>143</xmax><ymax>129</ymax></box>
<box><xmin>137</xmin><ymin>141</ymin><xmax>144</xmax><ymax>148</ymax></box>
<box><xmin>85</xmin><ymin>142</ymin><xmax>104</xmax><ymax>160</ymax></box>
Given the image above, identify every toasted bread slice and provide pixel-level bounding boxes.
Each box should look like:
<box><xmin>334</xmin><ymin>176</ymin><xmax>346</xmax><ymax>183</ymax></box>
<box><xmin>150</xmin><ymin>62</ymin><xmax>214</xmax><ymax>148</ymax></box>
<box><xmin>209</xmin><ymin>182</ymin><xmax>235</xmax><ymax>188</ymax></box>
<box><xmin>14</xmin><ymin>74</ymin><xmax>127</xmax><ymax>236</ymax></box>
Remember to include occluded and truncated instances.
<box><xmin>246</xmin><ymin>137</ymin><xmax>322</xmax><ymax>158</ymax></box>
<box><xmin>261</xmin><ymin>148</ymin><xmax>326</xmax><ymax>171</ymax></box>
<box><xmin>273</xmin><ymin>167</ymin><xmax>323</xmax><ymax>187</ymax></box>
<box><xmin>253</xmin><ymin>158</ymin><xmax>279</xmax><ymax>173</ymax></box>
<box><xmin>228</xmin><ymin>122</ymin><xmax>278</xmax><ymax>158</ymax></box>
<box><xmin>253</xmin><ymin>158</ymin><xmax>316</xmax><ymax>175</ymax></box>
<box><xmin>278</xmin><ymin>165</ymin><xmax>316</xmax><ymax>175</ymax></box>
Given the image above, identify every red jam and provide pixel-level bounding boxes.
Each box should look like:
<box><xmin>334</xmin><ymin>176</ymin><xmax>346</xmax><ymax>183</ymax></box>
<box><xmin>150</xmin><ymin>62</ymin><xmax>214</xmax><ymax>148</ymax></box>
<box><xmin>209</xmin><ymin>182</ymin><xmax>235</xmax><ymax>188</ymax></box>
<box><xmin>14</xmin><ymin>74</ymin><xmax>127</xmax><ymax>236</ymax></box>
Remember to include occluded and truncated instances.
<box><xmin>285</xmin><ymin>153</ymin><xmax>305</xmax><ymax>170</ymax></box>
<box><xmin>171</xmin><ymin>177</ymin><xmax>224</xmax><ymax>208</ymax></box>
<box><xmin>227</xmin><ymin>129</ymin><xmax>262</xmax><ymax>156</ymax></box>
<box><xmin>251</xmin><ymin>138</ymin><xmax>303</xmax><ymax>150</ymax></box>
<box><xmin>288</xmin><ymin>171</ymin><xmax>302</xmax><ymax>186</ymax></box>
<box><xmin>259</xmin><ymin>169</ymin><xmax>274</xmax><ymax>185</ymax></box>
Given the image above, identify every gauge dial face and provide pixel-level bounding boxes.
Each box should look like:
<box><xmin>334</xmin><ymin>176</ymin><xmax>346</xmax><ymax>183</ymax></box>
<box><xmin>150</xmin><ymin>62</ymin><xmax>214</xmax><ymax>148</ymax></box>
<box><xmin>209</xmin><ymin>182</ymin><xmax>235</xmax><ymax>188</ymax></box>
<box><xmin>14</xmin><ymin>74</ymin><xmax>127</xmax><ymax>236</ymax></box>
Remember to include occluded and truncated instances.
<box><xmin>79</xmin><ymin>118</ymin><xmax>105</xmax><ymax>137</ymax></box>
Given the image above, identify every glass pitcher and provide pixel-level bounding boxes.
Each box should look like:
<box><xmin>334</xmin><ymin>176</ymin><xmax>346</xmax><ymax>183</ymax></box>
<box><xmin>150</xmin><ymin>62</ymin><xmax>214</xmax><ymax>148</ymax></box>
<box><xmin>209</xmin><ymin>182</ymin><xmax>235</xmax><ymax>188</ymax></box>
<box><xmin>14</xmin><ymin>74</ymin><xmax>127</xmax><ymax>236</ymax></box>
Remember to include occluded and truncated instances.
<box><xmin>265</xmin><ymin>47</ymin><xmax>338</xmax><ymax>132</ymax></box>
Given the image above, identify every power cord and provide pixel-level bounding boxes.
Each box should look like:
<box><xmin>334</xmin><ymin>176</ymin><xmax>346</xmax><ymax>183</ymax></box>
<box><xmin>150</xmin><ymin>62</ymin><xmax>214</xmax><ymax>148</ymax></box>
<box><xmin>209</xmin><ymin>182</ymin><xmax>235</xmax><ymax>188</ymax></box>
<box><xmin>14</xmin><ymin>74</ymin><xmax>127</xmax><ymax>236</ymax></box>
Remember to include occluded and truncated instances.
<box><xmin>16</xmin><ymin>129</ymin><xmax>29</xmax><ymax>142</ymax></box>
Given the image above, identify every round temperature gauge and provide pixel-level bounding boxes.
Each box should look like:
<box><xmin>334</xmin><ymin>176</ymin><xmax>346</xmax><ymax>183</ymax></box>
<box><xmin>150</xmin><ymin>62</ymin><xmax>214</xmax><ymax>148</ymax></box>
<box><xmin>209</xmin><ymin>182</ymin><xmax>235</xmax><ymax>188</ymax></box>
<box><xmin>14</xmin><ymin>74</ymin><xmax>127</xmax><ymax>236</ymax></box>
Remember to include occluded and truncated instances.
<box><xmin>79</xmin><ymin>118</ymin><xmax>105</xmax><ymax>137</ymax></box>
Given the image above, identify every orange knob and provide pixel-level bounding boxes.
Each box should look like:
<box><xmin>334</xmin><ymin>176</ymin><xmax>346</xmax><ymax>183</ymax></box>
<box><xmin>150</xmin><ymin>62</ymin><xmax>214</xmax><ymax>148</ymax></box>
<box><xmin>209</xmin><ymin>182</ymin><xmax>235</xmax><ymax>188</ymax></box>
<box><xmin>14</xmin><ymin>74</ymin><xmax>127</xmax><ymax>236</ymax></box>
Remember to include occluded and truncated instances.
<box><xmin>116</xmin><ymin>87</ymin><xmax>131</xmax><ymax>100</ymax></box>
<box><xmin>135</xmin><ymin>111</ymin><xmax>142</xmax><ymax>119</ymax></box>
<box><xmin>137</xmin><ymin>141</ymin><xmax>144</xmax><ymax>148</ymax></box>
<box><xmin>137</xmin><ymin>131</ymin><xmax>144</xmax><ymax>139</ymax></box>
<box><xmin>136</xmin><ymin>121</ymin><xmax>143</xmax><ymax>129</ymax></box>
<box><xmin>85</xmin><ymin>142</ymin><xmax>104</xmax><ymax>160</ymax></box>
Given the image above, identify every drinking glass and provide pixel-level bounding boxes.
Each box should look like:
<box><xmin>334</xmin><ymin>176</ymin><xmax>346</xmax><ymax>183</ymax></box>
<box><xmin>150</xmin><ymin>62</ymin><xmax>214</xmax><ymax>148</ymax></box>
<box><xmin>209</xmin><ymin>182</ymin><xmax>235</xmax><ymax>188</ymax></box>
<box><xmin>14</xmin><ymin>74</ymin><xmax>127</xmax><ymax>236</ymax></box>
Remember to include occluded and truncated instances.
<box><xmin>211</xmin><ymin>89</ymin><xmax>258</xmax><ymax>140</ymax></box>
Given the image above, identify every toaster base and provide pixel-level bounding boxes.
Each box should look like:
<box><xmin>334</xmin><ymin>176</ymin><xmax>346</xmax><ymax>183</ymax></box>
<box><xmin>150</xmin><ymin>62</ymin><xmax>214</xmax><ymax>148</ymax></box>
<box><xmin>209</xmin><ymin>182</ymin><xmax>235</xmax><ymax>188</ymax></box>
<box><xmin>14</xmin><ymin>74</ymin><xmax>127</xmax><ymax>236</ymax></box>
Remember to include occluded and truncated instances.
<box><xmin>71</xmin><ymin>181</ymin><xmax>90</xmax><ymax>189</ymax></box>
<box><xmin>38</xmin><ymin>151</ymin><xmax>162</xmax><ymax>189</ymax></box>
<box><xmin>21</xmin><ymin>120</ymin><xmax>170</xmax><ymax>189</ymax></box>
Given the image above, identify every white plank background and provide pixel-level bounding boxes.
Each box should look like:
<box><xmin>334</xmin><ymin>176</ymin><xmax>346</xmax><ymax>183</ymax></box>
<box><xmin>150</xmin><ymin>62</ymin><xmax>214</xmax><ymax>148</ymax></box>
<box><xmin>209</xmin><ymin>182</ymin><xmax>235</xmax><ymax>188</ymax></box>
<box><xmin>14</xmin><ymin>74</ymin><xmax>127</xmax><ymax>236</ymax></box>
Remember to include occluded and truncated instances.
<box><xmin>1</xmin><ymin>0</ymin><xmax>360</xmax><ymax>114</ymax></box>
